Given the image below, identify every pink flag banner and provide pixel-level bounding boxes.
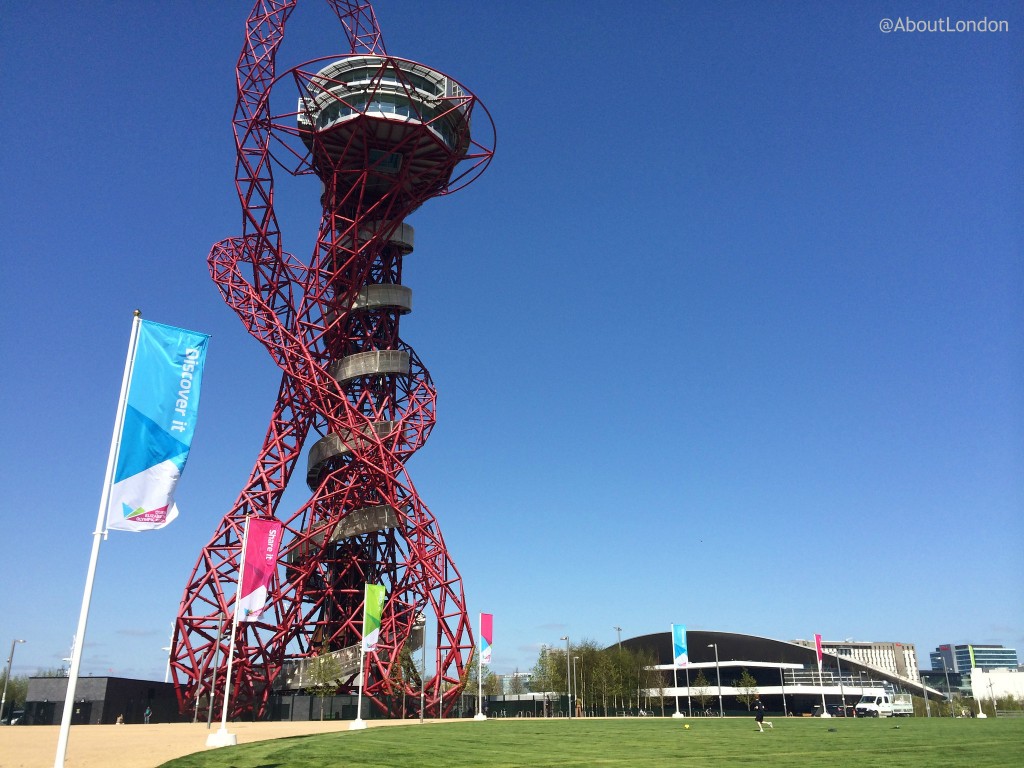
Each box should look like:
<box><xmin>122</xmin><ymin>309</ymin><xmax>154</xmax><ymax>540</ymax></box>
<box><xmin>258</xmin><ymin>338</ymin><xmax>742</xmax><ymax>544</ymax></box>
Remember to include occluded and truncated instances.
<box><xmin>480</xmin><ymin>613</ymin><xmax>493</xmax><ymax>664</ymax></box>
<box><xmin>814</xmin><ymin>633</ymin><xmax>823</xmax><ymax>669</ymax></box>
<box><xmin>237</xmin><ymin>518</ymin><xmax>283</xmax><ymax>622</ymax></box>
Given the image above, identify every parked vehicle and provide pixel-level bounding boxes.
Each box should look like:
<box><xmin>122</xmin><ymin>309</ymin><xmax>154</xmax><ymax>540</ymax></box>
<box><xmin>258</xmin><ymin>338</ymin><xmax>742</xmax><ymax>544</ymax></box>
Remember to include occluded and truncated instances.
<box><xmin>855</xmin><ymin>692</ymin><xmax>913</xmax><ymax>717</ymax></box>
<box><xmin>827</xmin><ymin>704</ymin><xmax>855</xmax><ymax>717</ymax></box>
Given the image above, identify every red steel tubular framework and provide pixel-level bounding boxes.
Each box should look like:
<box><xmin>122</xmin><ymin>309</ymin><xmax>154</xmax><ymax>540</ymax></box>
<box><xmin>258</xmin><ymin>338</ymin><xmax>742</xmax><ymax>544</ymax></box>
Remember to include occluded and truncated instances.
<box><xmin>170</xmin><ymin>0</ymin><xmax>494</xmax><ymax>720</ymax></box>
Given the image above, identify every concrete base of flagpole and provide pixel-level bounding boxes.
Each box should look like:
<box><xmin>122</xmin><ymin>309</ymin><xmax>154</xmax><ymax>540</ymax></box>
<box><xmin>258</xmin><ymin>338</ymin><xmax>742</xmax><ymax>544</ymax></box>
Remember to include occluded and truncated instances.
<box><xmin>671</xmin><ymin>711</ymin><xmax>686</xmax><ymax>718</ymax></box>
<box><xmin>473</xmin><ymin>713</ymin><xmax>487</xmax><ymax>721</ymax></box>
<box><xmin>205</xmin><ymin>727</ymin><xmax>237</xmax><ymax>747</ymax></box>
<box><xmin>349</xmin><ymin>718</ymin><xmax>368</xmax><ymax>730</ymax></box>
<box><xmin>819</xmin><ymin>712</ymin><xmax>832</xmax><ymax>718</ymax></box>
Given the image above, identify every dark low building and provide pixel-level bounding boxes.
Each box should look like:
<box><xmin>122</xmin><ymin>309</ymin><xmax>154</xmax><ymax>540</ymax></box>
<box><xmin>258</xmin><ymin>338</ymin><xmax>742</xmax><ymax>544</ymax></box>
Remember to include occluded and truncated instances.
<box><xmin>24</xmin><ymin>676</ymin><xmax>180</xmax><ymax>725</ymax></box>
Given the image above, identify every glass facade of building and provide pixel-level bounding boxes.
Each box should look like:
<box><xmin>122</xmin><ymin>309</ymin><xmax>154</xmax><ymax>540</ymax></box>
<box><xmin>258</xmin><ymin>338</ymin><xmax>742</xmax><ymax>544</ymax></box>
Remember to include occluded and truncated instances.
<box><xmin>930</xmin><ymin>644</ymin><xmax>1019</xmax><ymax>672</ymax></box>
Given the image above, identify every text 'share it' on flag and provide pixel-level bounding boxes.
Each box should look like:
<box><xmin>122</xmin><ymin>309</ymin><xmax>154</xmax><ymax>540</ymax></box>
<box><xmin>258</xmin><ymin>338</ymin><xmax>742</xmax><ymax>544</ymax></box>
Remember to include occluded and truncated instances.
<box><xmin>238</xmin><ymin>517</ymin><xmax>284</xmax><ymax>622</ymax></box>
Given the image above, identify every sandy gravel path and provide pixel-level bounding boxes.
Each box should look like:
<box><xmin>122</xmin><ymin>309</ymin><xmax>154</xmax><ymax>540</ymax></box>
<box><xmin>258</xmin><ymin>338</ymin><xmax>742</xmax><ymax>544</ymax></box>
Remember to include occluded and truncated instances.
<box><xmin>0</xmin><ymin>719</ymin><xmax>426</xmax><ymax>768</ymax></box>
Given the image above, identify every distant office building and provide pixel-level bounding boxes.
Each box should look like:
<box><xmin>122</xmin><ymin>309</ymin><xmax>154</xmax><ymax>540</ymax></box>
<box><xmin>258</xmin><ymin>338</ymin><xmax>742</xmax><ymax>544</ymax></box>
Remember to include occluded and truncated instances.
<box><xmin>794</xmin><ymin>639</ymin><xmax>921</xmax><ymax>683</ymax></box>
<box><xmin>496</xmin><ymin>671</ymin><xmax>532</xmax><ymax>694</ymax></box>
<box><xmin>930</xmin><ymin>644</ymin><xmax>1019</xmax><ymax>673</ymax></box>
<box><xmin>919</xmin><ymin>669</ymin><xmax>968</xmax><ymax>697</ymax></box>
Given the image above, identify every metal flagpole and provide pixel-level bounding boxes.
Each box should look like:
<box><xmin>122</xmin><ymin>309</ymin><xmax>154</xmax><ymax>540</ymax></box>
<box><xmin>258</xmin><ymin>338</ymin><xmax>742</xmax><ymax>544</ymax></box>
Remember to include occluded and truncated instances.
<box><xmin>350</xmin><ymin>642</ymin><xmax>368</xmax><ymax>729</ymax></box>
<box><xmin>814</xmin><ymin>634</ymin><xmax>830</xmax><ymax>718</ymax></box>
<box><xmin>163</xmin><ymin>622</ymin><xmax>174</xmax><ymax>683</ymax></box>
<box><xmin>818</xmin><ymin>661</ymin><xmax>829</xmax><ymax>717</ymax></box>
<box><xmin>350</xmin><ymin>583</ymin><xmax>373</xmax><ymax>731</ymax></box>
<box><xmin>54</xmin><ymin>311</ymin><xmax>143</xmax><ymax>768</ymax></box>
<box><xmin>673</xmin><ymin>664</ymin><xmax>680</xmax><ymax>715</ymax></box>
<box><xmin>836</xmin><ymin>651</ymin><xmax>847</xmax><ymax>715</ymax></box>
<box><xmin>206</xmin><ymin>614</ymin><xmax>227</xmax><ymax>729</ymax></box>
<box><xmin>207</xmin><ymin>515</ymin><xmax>251</xmax><ymax>748</ymax></box>
<box><xmin>780</xmin><ymin>667</ymin><xmax>788</xmax><ymax>716</ymax></box>
<box><xmin>419</xmin><ymin>616</ymin><xmax>427</xmax><ymax>723</ymax></box>
<box><xmin>474</xmin><ymin>613</ymin><xmax>486</xmax><ymax>720</ymax></box>
<box><xmin>686</xmin><ymin>666</ymin><xmax>692</xmax><ymax>716</ymax></box>
<box><xmin>671</xmin><ymin>625</ymin><xmax>685</xmax><ymax>718</ymax></box>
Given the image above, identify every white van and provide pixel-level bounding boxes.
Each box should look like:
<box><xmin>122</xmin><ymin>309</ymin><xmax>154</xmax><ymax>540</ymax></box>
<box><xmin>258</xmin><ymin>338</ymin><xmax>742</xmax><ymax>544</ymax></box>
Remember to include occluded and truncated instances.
<box><xmin>854</xmin><ymin>692</ymin><xmax>913</xmax><ymax>717</ymax></box>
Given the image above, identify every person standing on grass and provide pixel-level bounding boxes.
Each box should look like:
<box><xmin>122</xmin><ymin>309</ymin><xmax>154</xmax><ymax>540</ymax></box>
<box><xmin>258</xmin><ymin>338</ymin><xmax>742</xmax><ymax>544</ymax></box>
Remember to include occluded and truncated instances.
<box><xmin>753</xmin><ymin>696</ymin><xmax>772</xmax><ymax>732</ymax></box>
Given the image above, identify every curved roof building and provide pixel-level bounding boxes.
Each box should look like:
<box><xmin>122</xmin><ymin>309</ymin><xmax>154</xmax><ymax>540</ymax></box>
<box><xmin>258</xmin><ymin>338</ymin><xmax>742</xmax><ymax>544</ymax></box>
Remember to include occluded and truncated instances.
<box><xmin>622</xmin><ymin>630</ymin><xmax>944</xmax><ymax>716</ymax></box>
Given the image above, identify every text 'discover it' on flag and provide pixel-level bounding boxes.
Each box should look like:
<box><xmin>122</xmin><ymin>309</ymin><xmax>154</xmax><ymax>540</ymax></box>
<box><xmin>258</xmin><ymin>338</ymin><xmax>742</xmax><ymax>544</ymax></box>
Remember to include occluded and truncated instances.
<box><xmin>105</xmin><ymin>319</ymin><xmax>209</xmax><ymax>532</ymax></box>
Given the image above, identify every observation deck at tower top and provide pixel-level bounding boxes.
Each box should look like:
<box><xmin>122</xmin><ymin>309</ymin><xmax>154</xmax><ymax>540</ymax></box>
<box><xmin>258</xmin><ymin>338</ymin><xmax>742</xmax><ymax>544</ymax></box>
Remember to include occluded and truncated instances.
<box><xmin>297</xmin><ymin>55</ymin><xmax>472</xmax><ymax>155</ymax></box>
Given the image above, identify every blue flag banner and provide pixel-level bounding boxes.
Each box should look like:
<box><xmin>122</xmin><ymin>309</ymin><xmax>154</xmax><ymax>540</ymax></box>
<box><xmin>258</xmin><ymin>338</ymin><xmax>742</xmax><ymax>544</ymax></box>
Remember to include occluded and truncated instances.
<box><xmin>672</xmin><ymin>624</ymin><xmax>688</xmax><ymax>667</ymax></box>
<box><xmin>105</xmin><ymin>319</ymin><xmax>210</xmax><ymax>531</ymax></box>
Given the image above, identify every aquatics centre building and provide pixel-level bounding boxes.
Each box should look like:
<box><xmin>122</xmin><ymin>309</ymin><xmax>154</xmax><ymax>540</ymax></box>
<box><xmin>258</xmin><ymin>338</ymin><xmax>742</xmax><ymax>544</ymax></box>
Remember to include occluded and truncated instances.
<box><xmin>623</xmin><ymin>629</ymin><xmax>946</xmax><ymax>716</ymax></box>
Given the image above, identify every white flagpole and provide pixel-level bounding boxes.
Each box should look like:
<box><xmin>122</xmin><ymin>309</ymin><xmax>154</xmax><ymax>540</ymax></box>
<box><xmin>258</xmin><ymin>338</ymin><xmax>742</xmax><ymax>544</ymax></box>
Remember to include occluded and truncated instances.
<box><xmin>350</xmin><ymin>642</ymin><xmax>368</xmax><ymax>730</ymax></box>
<box><xmin>207</xmin><ymin>516</ymin><xmax>251</xmax><ymax>748</ymax></box>
<box><xmin>818</xmin><ymin>656</ymin><xmax>830</xmax><ymax>717</ymax></box>
<box><xmin>350</xmin><ymin>582</ymin><xmax>369</xmax><ymax>730</ymax></box>
<box><xmin>671</xmin><ymin>625</ymin><xmax>683</xmax><ymax>718</ymax></box>
<box><xmin>474</xmin><ymin>614</ymin><xmax>486</xmax><ymax>720</ymax></box>
<box><xmin>673</xmin><ymin>664</ymin><xmax>680</xmax><ymax>716</ymax></box>
<box><xmin>55</xmin><ymin>311</ymin><xmax>142</xmax><ymax>768</ymax></box>
<box><xmin>163</xmin><ymin>621</ymin><xmax>174</xmax><ymax>684</ymax></box>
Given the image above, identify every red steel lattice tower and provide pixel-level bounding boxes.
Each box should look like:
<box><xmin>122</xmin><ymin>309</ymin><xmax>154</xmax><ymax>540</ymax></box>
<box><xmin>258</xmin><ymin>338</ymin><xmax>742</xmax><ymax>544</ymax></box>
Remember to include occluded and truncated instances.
<box><xmin>170</xmin><ymin>0</ymin><xmax>494</xmax><ymax>719</ymax></box>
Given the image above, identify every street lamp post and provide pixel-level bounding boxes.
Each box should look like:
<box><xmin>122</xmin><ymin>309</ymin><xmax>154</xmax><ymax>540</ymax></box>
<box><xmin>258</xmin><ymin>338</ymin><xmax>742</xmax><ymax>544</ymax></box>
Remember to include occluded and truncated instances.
<box><xmin>835</xmin><ymin>649</ymin><xmax>847</xmax><ymax>716</ymax></box>
<box><xmin>941</xmin><ymin>658</ymin><xmax>953</xmax><ymax>718</ymax></box>
<box><xmin>1</xmin><ymin>639</ymin><xmax>26</xmax><ymax>724</ymax></box>
<box><xmin>560</xmin><ymin>636</ymin><xmax>571</xmax><ymax>719</ymax></box>
<box><xmin>613</xmin><ymin>626</ymin><xmax>622</xmax><ymax>649</ymax></box>
<box><xmin>707</xmin><ymin>643</ymin><xmax>723</xmax><ymax>717</ymax></box>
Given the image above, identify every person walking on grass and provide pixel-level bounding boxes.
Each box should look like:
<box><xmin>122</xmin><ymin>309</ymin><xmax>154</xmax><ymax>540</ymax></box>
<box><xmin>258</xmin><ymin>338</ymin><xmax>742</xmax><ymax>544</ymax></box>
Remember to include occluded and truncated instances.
<box><xmin>753</xmin><ymin>695</ymin><xmax>772</xmax><ymax>732</ymax></box>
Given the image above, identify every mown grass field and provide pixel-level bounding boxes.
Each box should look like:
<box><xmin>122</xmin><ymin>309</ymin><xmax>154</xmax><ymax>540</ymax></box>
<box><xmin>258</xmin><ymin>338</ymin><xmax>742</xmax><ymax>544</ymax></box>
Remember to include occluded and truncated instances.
<box><xmin>159</xmin><ymin>716</ymin><xmax>1024</xmax><ymax>768</ymax></box>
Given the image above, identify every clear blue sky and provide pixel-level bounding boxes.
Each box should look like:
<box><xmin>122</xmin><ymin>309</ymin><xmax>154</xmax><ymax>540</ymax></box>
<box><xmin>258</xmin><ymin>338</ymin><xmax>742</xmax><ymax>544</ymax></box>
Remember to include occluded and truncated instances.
<box><xmin>1</xmin><ymin>1</ymin><xmax>1020</xmax><ymax>682</ymax></box>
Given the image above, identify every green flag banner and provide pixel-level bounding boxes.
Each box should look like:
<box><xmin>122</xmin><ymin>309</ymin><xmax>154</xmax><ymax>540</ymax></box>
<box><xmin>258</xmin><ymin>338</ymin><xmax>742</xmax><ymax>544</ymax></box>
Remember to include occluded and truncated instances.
<box><xmin>362</xmin><ymin>583</ymin><xmax>385</xmax><ymax>651</ymax></box>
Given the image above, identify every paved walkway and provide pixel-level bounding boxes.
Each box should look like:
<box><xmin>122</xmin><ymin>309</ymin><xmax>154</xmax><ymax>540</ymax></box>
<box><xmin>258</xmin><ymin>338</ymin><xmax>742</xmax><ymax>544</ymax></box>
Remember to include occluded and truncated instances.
<box><xmin>0</xmin><ymin>719</ymin><xmax>425</xmax><ymax>768</ymax></box>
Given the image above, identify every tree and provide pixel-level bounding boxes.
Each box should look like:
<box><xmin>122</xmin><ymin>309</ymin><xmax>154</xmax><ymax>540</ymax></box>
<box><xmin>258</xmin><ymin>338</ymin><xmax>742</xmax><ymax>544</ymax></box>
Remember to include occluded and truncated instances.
<box><xmin>464</xmin><ymin>659</ymin><xmax>499</xmax><ymax>700</ymax></box>
<box><xmin>483</xmin><ymin>671</ymin><xmax>502</xmax><ymax>695</ymax></box>
<box><xmin>1</xmin><ymin>672</ymin><xmax>28</xmax><ymax>722</ymax></box>
<box><xmin>692</xmin><ymin>670</ymin><xmax>713</xmax><ymax>713</ymax></box>
<box><xmin>35</xmin><ymin>667</ymin><xmax>69</xmax><ymax>678</ymax></box>
<box><xmin>570</xmin><ymin>639</ymin><xmax>602</xmax><ymax>716</ymax></box>
<box><xmin>530</xmin><ymin>645</ymin><xmax>562</xmax><ymax>695</ymax></box>
<box><xmin>608</xmin><ymin>646</ymin><xmax>632</xmax><ymax>712</ymax></box>
<box><xmin>733</xmin><ymin>668</ymin><xmax>759</xmax><ymax>710</ymax></box>
<box><xmin>508</xmin><ymin>668</ymin><xmax>526</xmax><ymax>695</ymax></box>
<box><xmin>635</xmin><ymin>649</ymin><xmax>664</xmax><ymax>714</ymax></box>
<box><xmin>590</xmin><ymin>650</ymin><xmax>614</xmax><ymax>715</ymax></box>
<box><xmin>306</xmin><ymin>648</ymin><xmax>342</xmax><ymax>721</ymax></box>
<box><xmin>391</xmin><ymin>641</ymin><xmax>422</xmax><ymax>718</ymax></box>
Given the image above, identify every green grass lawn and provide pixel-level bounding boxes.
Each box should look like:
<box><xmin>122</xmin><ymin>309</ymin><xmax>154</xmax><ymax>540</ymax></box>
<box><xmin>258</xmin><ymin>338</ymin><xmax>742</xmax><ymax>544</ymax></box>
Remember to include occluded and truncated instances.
<box><xmin>158</xmin><ymin>717</ymin><xmax>1024</xmax><ymax>768</ymax></box>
